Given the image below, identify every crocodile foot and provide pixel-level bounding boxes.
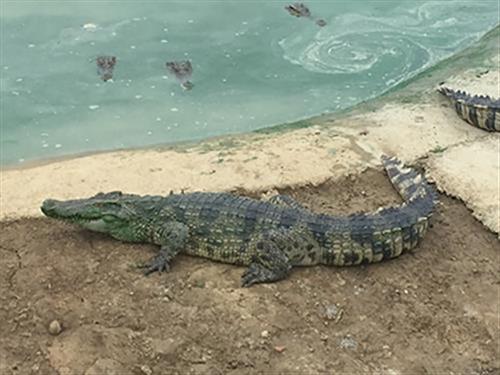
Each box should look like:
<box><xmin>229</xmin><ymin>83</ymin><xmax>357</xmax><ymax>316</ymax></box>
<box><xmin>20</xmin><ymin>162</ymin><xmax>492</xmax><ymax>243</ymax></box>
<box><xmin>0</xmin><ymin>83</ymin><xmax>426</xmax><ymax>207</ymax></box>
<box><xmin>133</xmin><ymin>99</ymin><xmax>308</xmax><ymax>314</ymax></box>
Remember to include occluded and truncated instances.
<box><xmin>241</xmin><ymin>264</ymin><xmax>275</xmax><ymax>287</ymax></box>
<box><xmin>241</xmin><ymin>261</ymin><xmax>290</xmax><ymax>287</ymax></box>
<box><xmin>138</xmin><ymin>253</ymin><xmax>171</xmax><ymax>275</ymax></box>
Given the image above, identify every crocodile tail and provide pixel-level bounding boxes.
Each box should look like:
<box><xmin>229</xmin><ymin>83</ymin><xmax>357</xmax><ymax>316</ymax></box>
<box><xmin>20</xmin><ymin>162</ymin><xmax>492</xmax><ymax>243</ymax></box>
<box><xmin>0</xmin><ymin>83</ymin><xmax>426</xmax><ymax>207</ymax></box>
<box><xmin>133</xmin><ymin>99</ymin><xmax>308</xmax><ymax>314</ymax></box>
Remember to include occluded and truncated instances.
<box><xmin>437</xmin><ymin>86</ymin><xmax>500</xmax><ymax>131</ymax></box>
<box><xmin>381</xmin><ymin>156</ymin><xmax>438</xmax><ymax>206</ymax></box>
<box><xmin>437</xmin><ymin>85</ymin><xmax>457</xmax><ymax>99</ymax></box>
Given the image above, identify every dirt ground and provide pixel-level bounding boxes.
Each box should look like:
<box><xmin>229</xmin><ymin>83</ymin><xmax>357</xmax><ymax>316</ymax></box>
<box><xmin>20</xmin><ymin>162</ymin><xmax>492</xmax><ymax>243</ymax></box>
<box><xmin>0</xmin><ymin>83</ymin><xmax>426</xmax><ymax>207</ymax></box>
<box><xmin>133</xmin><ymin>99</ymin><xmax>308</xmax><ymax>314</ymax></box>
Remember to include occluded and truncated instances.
<box><xmin>1</xmin><ymin>169</ymin><xmax>498</xmax><ymax>375</ymax></box>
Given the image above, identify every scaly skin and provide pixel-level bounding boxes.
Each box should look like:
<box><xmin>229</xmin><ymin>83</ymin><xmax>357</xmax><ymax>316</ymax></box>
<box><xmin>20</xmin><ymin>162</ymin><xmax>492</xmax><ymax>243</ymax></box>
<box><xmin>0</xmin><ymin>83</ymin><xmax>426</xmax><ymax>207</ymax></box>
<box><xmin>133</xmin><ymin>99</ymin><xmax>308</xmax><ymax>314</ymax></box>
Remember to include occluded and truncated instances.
<box><xmin>41</xmin><ymin>156</ymin><xmax>438</xmax><ymax>287</ymax></box>
<box><xmin>438</xmin><ymin>86</ymin><xmax>500</xmax><ymax>132</ymax></box>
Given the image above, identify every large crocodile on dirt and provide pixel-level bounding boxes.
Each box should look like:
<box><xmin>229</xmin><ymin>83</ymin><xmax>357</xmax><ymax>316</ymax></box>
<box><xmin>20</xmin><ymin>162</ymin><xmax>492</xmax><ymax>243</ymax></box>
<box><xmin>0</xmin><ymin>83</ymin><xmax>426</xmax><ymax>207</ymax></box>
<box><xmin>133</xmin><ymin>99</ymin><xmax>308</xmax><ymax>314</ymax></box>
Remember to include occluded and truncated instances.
<box><xmin>41</xmin><ymin>156</ymin><xmax>438</xmax><ymax>287</ymax></box>
<box><xmin>438</xmin><ymin>86</ymin><xmax>500</xmax><ymax>131</ymax></box>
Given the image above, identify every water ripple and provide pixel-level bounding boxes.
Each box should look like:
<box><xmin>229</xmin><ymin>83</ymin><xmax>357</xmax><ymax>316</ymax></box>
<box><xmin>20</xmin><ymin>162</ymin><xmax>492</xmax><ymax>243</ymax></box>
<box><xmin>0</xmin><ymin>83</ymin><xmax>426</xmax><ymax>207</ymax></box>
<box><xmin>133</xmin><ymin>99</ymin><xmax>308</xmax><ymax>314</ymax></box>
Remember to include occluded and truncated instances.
<box><xmin>284</xmin><ymin>30</ymin><xmax>429</xmax><ymax>77</ymax></box>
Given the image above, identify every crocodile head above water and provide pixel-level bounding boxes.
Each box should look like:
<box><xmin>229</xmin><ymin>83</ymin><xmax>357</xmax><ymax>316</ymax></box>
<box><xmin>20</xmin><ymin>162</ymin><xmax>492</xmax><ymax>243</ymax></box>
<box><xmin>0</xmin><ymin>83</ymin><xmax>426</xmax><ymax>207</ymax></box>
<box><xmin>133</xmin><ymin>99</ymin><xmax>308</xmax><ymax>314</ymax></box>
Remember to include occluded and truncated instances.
<box><xmin>41</xmin><ymin>191</ymin><xmax>153</xmax><ymax>242</ymax></box>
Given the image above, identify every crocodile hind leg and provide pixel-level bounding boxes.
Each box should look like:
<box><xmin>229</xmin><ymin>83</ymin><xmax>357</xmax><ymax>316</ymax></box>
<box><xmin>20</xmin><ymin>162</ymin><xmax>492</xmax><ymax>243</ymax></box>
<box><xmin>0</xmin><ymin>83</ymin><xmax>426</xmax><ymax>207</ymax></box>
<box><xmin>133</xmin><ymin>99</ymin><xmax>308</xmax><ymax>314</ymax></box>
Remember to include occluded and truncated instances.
<box><xmin>242</xmin><ymin>225</ymin><xmax>322</xmax><ymax>286</ymax></box>
<box><xmin>242</xmin><ymin>230</ymin><xmax>292</xmax><ymax>287</ymax></box>
<box><xmin>139</xmin><ymin>221</ymin><xmax>189</xmax><ymax>275</ymax></box>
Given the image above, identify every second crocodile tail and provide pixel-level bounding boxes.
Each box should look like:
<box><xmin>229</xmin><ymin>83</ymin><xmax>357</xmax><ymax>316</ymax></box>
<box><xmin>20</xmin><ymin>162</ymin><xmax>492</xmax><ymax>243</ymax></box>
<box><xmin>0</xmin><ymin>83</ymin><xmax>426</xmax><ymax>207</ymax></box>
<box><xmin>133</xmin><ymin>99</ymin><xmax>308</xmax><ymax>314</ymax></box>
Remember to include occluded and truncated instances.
<box><xmin>381</xmin><ymin>155</ymin><xmax>438</xmax><ymax>207</ymax></box>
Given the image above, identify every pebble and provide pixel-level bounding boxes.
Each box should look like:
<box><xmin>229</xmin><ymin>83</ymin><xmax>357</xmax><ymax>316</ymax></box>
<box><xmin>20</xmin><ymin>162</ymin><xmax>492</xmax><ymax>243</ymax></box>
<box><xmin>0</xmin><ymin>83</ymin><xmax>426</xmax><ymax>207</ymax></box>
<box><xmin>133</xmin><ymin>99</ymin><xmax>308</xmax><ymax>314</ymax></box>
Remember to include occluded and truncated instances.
<box><xmin>274</xmin><ymin>346</ymin><xmax>286</xmax><ymax>353</ymax></box>
<box><xmin>337</xmin><ymin>275</ymin><xmax>346</xmax><ymax>286</ymax></box>
<box><xmin>260</xmin><ymin>330</ymin><xmax>269</xmax><ymax>338</ymax></box>
<box><xmin>339</xmin><ymin>335</ymin><xmax>357</xmax><ymax>350</ymax></box>
<box><xmin>140</xmin><ymin>365</ymin><xmax>152</xmax><ymax>375</ymax></box>
<box><xmin>323</xmin><ymin>304</ymin><xmax>338</xmax><ymax>320</ymax></box>
<box><xmin>48</xmin><ymin>320</ymin><xmax>63</xmax><ymax>335</ymax></box>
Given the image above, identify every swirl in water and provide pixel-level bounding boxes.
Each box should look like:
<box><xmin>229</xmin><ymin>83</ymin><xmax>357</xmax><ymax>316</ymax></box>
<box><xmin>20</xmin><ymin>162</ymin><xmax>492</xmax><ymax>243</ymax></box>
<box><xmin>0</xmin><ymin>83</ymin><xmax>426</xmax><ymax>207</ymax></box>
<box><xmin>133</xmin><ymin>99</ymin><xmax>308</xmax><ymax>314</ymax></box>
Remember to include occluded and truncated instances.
<box><xmin>281</xmin><ymin>27</ymin><xmax>430</xmax><ymax>88</ymax></box>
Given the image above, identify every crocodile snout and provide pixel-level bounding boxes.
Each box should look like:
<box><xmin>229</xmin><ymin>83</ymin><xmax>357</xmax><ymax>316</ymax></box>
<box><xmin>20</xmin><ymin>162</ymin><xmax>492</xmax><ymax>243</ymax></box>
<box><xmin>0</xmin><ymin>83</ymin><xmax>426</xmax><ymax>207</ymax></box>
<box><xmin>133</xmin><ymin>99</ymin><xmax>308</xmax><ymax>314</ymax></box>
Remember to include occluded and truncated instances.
<box><xmin>41</xmin><ymin>199</ymin><xmax>59</xmax><ymax>217</ymax></box>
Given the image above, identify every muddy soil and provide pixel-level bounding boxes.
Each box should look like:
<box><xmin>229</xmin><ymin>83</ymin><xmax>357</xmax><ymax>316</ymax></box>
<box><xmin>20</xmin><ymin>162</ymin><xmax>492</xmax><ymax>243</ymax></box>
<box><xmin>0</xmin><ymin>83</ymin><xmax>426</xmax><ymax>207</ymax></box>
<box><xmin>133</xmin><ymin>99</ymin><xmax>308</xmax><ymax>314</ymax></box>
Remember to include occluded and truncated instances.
<box><xmin>1</xmin><ymin>169</ymin><xmax>498</xmax><ymax>374</ymax></box>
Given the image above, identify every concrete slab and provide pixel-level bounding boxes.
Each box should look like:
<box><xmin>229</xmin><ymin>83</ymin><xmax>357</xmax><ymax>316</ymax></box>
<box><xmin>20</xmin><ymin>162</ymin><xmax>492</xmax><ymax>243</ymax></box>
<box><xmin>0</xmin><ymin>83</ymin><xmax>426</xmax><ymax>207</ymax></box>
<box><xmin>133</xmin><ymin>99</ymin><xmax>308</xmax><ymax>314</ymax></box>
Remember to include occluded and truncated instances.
<box><xmin>426</xmin><ymin>136</ymin><xmax>500</xmax><ymax>236</ymax></box>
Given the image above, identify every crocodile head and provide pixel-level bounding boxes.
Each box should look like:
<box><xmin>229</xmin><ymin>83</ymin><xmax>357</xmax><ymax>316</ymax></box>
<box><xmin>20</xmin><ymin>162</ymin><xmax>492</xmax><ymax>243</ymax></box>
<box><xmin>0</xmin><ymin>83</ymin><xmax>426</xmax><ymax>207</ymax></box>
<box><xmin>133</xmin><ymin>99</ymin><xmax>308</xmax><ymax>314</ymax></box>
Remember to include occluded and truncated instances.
<box><xmin>41</xmin><ymin>191</ymin><xmax>149</xmax><ymax>241</ymax></box>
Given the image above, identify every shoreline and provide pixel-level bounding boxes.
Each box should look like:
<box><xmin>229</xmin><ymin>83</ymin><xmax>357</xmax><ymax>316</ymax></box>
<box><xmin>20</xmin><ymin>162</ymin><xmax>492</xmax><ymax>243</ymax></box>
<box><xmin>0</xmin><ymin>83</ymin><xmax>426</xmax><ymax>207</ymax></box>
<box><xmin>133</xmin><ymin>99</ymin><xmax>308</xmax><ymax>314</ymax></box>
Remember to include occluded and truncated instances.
<box><xmin>1</xmin><ymin>26</ymin><xmax>499</xmax><ymax>235</ymax></box>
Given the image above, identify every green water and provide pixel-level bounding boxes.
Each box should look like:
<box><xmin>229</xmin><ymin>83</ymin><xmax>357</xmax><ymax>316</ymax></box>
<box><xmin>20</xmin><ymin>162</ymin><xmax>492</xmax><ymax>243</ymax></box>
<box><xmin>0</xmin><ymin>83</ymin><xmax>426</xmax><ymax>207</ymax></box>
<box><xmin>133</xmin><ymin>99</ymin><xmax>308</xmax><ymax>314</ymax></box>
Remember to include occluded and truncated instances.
<box><xmin>1</xmin><ymin>1</ymin><xmax>498</xmax><ymax>165</ymax></box>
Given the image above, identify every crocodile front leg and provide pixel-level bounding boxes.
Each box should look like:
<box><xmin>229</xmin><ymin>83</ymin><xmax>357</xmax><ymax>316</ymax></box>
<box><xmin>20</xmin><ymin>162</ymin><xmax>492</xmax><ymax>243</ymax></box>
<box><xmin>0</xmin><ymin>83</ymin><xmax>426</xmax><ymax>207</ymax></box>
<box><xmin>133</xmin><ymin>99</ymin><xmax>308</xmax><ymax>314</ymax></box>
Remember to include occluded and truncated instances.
<box><xmin>241</xmin><ymin>229</ymin><xmax>293</xmax><ymax>287</ymax></box>
<box><xmin>140</xmin><ymin>221</ymin><xmax>189</xmax><ymax>275</ymax></box>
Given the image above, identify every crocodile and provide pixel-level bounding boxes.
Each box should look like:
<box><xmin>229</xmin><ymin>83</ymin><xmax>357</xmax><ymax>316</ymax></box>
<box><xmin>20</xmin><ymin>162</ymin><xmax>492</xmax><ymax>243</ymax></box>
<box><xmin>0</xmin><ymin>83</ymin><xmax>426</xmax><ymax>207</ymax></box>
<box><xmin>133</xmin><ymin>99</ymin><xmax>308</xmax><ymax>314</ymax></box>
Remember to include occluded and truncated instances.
<box><xmin>96</xmin><ymin>55</ymin><xmax>117</xmax><ymax>82</ymax></box>
<box><xmin>41</xmin><ymin>156</ymin><xmax>438</xmax><ymax>287</ymax></box>
<box><xmin>284</xmin><ymin>2</ymin><xmax>327</xmax><ymax>27</ymax></box>
<box><xmin>166</xmin><ymin>60</ymin><xmax>194</xmax><ymax>90</ymax></box>
<box><xmin>438</xmin><ymin>86</ymin><xmax>500</xmax><ymax>131</ymax></box>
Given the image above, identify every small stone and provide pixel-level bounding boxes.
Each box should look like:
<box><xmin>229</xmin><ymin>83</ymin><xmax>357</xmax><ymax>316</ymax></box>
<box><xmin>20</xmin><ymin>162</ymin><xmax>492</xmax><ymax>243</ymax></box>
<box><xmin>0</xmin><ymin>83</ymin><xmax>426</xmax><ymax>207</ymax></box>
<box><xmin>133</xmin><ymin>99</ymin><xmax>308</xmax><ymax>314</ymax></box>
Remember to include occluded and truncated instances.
<box><xmin>339</xmin><ymin>335</ymin><xmax>357</xmax><ymax>350</ymax></box>
<box><xmin>274</xmin><ymin>346</ymin><xmax>286</xmax><ymax>353</ymax></box>
<box><xmin>260</xmin><ymin>330</ymin><xmax>269</xmax><ymax>338</ymax></box>
<box><xmin>48</xmin><ymin>320</ymin><xmax>63</xmax><ymax>335</ymax></box>
<box><xmin>140</xmin><ymin>364</ymin><xmax>152</xmax><ymax>375</ymax></box>
<box><xmin>323</xmin><ymin>304</ymin><xmax>338</xmax><ymax>320</ymax></box>
<box><xmin>335</xmin><ymin>309</ymin><xmax>344</xmax><ymax>324</ymax></box>
<box><xmin>193</xmin><ymin>280</ymin><xmax>205</xmax><ymax>288</ymax></box>
<box><xmin>337</xmin><ymin>275</ymin><xmax>346</xmax><ymax>286</ymax></box>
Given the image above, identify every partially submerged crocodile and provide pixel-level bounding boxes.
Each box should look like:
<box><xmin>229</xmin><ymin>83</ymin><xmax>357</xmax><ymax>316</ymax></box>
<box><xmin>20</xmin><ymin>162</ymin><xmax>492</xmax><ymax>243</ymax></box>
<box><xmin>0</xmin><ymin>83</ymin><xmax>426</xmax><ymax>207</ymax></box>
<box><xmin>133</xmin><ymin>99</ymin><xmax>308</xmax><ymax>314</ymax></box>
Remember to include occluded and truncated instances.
<box><xmin>41</xmin><ymin>156</ymin><xmax>438</xmax><ymax>287</ymax></box>
<box><xmin>438</xmin><ymin>86</ymin><xmax>500</xmax><ymax>131</ymax></box>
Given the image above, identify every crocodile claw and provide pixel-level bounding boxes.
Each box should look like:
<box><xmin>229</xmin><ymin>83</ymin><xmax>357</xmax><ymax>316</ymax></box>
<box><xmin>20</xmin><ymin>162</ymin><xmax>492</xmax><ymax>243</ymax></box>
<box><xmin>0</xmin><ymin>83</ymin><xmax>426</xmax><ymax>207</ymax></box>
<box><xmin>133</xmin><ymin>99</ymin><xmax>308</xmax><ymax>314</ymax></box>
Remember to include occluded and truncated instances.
<box><xmin>241</xmin><ymin>266</ymin><xmax>260</xmax><ymax>287</ymax></box>
<box><xmin>241</xmin><ymin>263</ymin><xmax>277</xmax><ymax>287</ymax></box>
<box><xmin>139</xmin><ymin>253</ymin><xmax>171</xmax><ymax>275</ymax></box>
